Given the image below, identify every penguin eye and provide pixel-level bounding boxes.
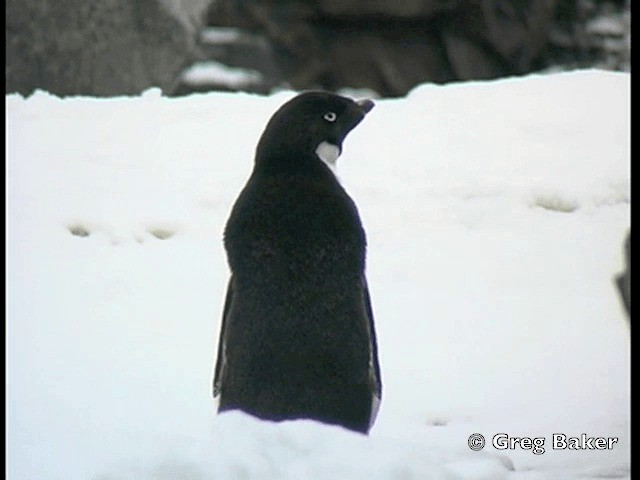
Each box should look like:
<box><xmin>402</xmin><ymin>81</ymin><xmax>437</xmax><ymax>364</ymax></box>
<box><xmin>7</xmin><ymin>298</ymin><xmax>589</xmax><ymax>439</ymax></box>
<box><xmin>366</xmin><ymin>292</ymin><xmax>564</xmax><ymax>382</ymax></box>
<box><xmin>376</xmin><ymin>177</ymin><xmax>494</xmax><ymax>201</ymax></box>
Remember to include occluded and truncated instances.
<box><xmin>323</xmin><ymin>112</ymin><xmax>337</xmax><ymax>122</ymax></box>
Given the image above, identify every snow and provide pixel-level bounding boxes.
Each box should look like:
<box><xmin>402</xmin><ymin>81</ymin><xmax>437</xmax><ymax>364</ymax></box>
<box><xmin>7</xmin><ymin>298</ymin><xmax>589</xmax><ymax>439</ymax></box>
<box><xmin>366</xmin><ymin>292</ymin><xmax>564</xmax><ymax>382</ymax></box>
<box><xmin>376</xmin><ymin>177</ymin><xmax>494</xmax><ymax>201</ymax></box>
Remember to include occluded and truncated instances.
<box><xmin>180</xmin><ymin>60</ymin><xmax>264</xmax><ymax>88</ymax></box>
<box><xmin>586</xmin><ymin>16</ymin><xmax>627</xmax><ymax>37</ymax></box>
<box><xmin>6</xmin><ymin>70</ymin><xmax>630</xmax><ymax>480</ymax></box>
<box><xmin>200</xmin><ymin>27</ymin><xmax>245</xmax><ymax>45</ymax></box>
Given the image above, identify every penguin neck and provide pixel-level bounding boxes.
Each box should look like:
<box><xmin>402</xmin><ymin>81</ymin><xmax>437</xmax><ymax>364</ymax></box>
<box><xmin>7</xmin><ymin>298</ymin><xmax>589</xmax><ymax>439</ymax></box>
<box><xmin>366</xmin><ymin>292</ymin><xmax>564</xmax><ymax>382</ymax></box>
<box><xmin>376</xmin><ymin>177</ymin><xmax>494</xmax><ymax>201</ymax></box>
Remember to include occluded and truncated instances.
<box><xmin>253</xmin><ymin>145</ymin><xmax>340</xmax><ymax>182</ymax></box>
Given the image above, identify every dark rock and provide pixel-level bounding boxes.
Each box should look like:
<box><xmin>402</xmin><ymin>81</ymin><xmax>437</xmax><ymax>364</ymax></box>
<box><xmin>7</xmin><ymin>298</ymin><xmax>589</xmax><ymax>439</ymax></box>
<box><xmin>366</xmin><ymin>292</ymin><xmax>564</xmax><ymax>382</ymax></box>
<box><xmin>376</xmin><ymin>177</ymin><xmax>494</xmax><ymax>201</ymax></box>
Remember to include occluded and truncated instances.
<box><xmin>6</xmin><ymin>0</ymin><xmax>213</xmax><ymax>97</ymax></box>
<box><xmin>12</xmin><ymin>0</ymin><xmax>626</xmax><ymax>97</ymax></box>
<box><xmin>296</xmin><ymin>26</ymin><xmax>454</xmax><ymax>94</ymax></box>
<box><xmin>200</xmin><ymin>0</ymin><xmax>562</xmax><ymax>97</ymax></box>
<box><xmin>442</xmin><ymin>32</ymin><xmax>506</xmax><ymax>80</ymax></box>
<box><xmin>315</xmin><ymin>0</ymin><xmax>457</xmax><ymax>18</ymax></box>
<box><xmin>479</xmin><ymin>0</ymin><xmax>557</xmax><ymax>73</ymax></box>
<box><xmin>195</xmin><ymin>0</ymin><xmax>629</xmax><ymax>97</ymax></box>
<box><xmin>173</xmin><ymin>27</ymin><xmax>281</xmax><ymax>95</ymax></box>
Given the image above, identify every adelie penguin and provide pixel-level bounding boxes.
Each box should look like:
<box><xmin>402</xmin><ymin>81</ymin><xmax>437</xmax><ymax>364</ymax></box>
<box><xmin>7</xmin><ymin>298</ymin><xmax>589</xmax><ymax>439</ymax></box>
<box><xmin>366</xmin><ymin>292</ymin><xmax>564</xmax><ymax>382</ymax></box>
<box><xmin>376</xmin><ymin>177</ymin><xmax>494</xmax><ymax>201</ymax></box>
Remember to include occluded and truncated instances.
<box><xmin>213</xmin><ymin>91</ymin><xmax>381</xmax><ymax>434</ymax></box>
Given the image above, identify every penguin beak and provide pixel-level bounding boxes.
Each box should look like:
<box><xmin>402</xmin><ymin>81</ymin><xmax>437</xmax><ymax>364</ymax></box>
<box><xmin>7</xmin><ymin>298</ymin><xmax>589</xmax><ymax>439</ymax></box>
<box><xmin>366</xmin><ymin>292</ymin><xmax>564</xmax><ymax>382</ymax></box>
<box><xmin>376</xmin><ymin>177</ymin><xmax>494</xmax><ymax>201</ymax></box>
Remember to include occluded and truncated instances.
<box><xmin>334</xmin><ymin>98</ymin><xmax>375</xmax><ymax>147</ymax></box>
<box><xmin>356</xmin><ymin>99</ymin><xmax>375</xmax><ymax>114</ymax></box>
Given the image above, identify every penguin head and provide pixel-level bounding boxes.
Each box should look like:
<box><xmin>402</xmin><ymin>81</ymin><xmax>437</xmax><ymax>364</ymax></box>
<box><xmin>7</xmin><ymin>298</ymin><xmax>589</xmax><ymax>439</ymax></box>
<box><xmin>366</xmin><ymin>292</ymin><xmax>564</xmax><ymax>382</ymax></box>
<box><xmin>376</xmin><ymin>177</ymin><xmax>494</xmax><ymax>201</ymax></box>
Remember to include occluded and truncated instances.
<box><xmin>255</xmin><ymin>91</ymin><xmax>374</xmax><ymax>175</ymax></box>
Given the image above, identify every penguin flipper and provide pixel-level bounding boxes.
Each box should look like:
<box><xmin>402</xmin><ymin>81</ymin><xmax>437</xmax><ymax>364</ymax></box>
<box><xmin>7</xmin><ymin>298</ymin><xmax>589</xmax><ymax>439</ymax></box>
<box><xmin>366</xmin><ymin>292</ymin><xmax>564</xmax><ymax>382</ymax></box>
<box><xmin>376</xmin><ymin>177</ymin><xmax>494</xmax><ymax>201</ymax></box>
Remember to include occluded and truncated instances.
<box><xmin>213</xmin><ymin>276</ymin><xmax>234</xmax><ymax>398</ymax></box>
<box><xmin>363</xmin><ymin>278</ymin><xmax>382</xmax><ymax>399</ymax></box>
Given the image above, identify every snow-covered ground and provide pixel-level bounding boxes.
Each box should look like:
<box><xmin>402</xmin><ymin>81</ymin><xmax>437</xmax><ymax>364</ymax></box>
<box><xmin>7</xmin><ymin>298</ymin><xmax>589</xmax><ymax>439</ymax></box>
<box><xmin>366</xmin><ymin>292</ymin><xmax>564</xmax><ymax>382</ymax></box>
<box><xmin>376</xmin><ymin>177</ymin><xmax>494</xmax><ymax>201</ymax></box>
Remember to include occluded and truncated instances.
<box><xmin>6</xmin><ymin>70</ymin><xmax>630</xmax><ymax>480</ymax></box>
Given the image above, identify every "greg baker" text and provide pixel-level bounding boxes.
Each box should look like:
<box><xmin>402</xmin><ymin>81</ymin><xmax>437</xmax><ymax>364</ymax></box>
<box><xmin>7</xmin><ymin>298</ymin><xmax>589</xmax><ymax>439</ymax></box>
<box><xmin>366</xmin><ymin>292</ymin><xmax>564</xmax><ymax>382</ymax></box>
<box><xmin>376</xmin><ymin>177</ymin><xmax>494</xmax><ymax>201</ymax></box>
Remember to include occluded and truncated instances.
<box><xmin>491</xmin><ymin>433</ymin><xmax>619</xmax><ymax>455</ymax></box>
<box><xmin>552</xmin><ymin>433</ymin><xmax>618</xmax><ymax>450</ymax></box>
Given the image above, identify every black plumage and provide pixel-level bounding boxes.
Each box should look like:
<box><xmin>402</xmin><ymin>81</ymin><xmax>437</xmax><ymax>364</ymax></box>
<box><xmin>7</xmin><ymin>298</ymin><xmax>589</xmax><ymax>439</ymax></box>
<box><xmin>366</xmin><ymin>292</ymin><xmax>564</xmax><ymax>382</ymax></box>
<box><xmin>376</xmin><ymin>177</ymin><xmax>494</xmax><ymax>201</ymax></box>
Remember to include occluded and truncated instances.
<box><xmin>213</xmin><ymin>91</ymin><xmax>381</xmax><ymax>434</ymax></box>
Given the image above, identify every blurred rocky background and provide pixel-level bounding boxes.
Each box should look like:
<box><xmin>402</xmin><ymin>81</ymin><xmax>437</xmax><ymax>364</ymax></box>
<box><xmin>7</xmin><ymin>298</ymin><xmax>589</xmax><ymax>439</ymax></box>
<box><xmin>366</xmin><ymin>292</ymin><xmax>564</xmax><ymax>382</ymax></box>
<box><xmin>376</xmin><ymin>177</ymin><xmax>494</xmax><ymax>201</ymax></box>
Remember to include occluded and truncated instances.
<box><xmin>6</xmin><ymin>0</ymin><xmax>630</xmax><ymax>98</ymax></box>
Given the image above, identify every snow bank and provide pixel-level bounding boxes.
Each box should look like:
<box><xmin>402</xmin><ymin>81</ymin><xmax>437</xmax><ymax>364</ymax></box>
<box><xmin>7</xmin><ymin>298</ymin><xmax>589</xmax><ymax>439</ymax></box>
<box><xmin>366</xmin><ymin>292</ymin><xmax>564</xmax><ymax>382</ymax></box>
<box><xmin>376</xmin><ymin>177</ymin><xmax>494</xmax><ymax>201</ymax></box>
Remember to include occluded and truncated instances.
<box><xmin>6</xmin><ymin>70</ymin><xmax>629</xmax><ymax>479</ymax></box>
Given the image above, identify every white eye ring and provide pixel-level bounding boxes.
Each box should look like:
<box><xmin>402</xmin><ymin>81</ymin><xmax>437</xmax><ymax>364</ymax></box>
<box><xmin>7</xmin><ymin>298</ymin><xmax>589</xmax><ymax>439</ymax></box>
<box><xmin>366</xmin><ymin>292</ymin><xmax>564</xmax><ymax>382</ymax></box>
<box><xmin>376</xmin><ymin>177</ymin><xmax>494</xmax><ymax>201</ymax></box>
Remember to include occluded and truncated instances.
<box><xmin>323</xmin><ymin>111</ymin><xmax>337</xmax><ymax>122</ymax></box>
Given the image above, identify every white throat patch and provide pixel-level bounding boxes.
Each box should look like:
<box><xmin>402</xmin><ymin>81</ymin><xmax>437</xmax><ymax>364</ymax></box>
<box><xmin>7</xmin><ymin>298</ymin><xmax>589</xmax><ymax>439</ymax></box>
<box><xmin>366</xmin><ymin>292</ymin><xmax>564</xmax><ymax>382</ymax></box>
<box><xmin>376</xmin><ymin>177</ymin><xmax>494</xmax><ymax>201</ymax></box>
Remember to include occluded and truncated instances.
<box><xmin>315</xmin><ymin>141</ymin><xmax>341</xmax><ymax>175</ymax></box>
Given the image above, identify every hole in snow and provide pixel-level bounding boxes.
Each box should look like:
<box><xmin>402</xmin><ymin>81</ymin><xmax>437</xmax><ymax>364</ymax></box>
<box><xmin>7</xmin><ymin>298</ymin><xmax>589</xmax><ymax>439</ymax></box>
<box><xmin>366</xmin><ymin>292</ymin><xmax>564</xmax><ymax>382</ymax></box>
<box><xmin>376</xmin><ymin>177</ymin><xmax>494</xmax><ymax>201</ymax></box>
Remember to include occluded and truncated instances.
<box><xmin>425</xmin><ymin>416</ymin><xmax>449</xmax><ymax>427</ymax></box>
<box><xmin>68</xmin><ymin>224</ymin><xmax>90</xmax><ymax>237</ymax></box>
<box><xmin>496</xmin><ymin>455</ymin><xmax>516</xmax><ymax>471</ymax></box>
<box><xmin>148</xmin><ymin>228</ymin><xmax>175</xmax><ymax>240</ymax></box>
<box><xmin>533</xmin><ymin>194</ymin><xmax>580</xmax><ymax>213</ymax></box>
